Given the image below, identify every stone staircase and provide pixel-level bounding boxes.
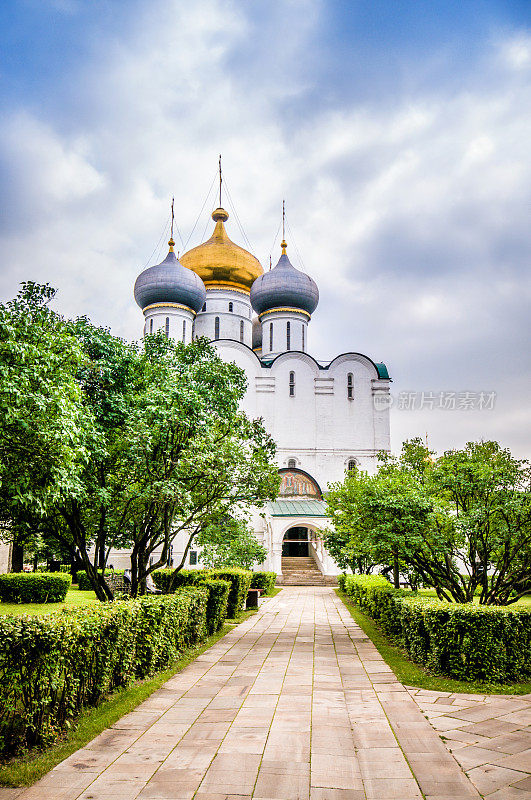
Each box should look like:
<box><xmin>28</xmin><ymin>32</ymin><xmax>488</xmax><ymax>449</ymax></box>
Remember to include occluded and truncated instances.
<box><xmin>279</xmin><ymin>556</ymin><xmax>336</xmax><ymax>586</ymax></box>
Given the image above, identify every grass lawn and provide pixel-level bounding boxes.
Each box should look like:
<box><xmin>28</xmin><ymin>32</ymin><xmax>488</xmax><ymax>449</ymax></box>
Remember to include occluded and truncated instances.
<box><xmin>0</xmin><ymin>585</ymin><xmax>98</xmax><ymax>616</ymax></box>
<box><xmin>337</xmin><ymin>589</ymin><xmax>531</xmax><ymax>696</ymax></box>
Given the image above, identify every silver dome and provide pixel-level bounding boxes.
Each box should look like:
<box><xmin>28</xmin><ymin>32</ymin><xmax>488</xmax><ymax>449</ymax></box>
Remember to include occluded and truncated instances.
<box><xmin>250</xmin><ymin>248</ymin><xmax>319</xmax><ymax>316</ymax></box>
<box><xmin>134</xmin><ymin>249</ymin><xmax>206</xmax><ymax>313</ymax></box>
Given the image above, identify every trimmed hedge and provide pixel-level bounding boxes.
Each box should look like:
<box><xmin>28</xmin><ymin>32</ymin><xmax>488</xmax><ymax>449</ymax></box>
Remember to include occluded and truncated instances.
<box><xmin>152</xmin><ymin>567</ymin><xmax>253</xmax><ymax>618</ymax></box>
<box><xmin>76</xmin><ymin>569</ymin><xmax>123</xmax><ymax>590</ymax></box>
<box><xmin>150</xmin><ymin>571</ymin><xmax>230</xmax><ymax>634</ymax></box>
<box><xmin>0</xmin><ymin>573</ymin><xmax>71</xmax><ymax>604</ymax></box>
<box><xmin>250</xmin><ymin>571</ymin><xmax>276</xmax><ymax>595</ymax></box>
<box><xmin>340</xmin><ymin>574</ymin><xmax>531</xmax><ymax>682</ymax></box>
<box><xmin>207</xmin><ymin>569</ymin><xmax>253</xmax><ymax>618</ymax></box>
<box><xmin>0</xmin><ymin>587</ymin><xmax>209</xmax><ymax>756</ymax></box>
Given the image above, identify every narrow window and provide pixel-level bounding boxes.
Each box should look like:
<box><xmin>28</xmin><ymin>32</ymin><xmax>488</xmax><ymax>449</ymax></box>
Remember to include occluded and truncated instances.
<box><xmin>240</xmin><ymin>320</ymin><xmax>244</xmax><ymax>342</ymax></box>
<box><xmin>150</xmin><ymin>318</ymin><xmax>153</xmax><ymax>334</ymax></box>
<box><xmin>202</xmin><ymin>303</ymin><xmax>206</xmax><ymax>312</ymax></box>
<box><xmin>165</xmin><ymin>316</ymin><xmax>170</xmax><ymax>338</ymax></box>
<box><xmin>286</xmin><ymin>321</ymin><xmax>291</xmax><ymax>351</ymax></box>
<box><xmin>229</xmin><ymin>302</ymin><xmax>233</xmax><ymax>312</ymax></box>
<box><xmin>182</xmin><ymin>319</ymin><xmax>186</xmax><ymax>342</ymax></box>
<box><xmin>269</xmin><ymin>322</ymin><xmax>273</xmax><ymax>351</ymax></box>
<box><xmin>289</xmin><ymin>371</ymin><xmax>295</xmax><ymax>397</ymax></box>
<box><xmin>214</xmin><ymin>316</ymin><xmax>220</xmax><ymax>340</ymax></box>
<box><xmin>189</xmin><ymin>551</ymin><xmax>197</xmax><ymax>565</ymax></box>
<box><xmin>347</xmin><ymin>373</ymin><xmax>354</xmax><ymax>400</ymax></box>
<box><xmin>288</xmin><ymin>458</ymin><xmax>296</xmax><ymax>468</ymax></box>
<box><xmin>302</xmin><ymin>324</ymin><xmax>305</xmax><ymax>352</ymax></box>
<box><xmin>348</xmin><ymin>459</ymin><xmax>357</xmax><ymax>472</ymax></box>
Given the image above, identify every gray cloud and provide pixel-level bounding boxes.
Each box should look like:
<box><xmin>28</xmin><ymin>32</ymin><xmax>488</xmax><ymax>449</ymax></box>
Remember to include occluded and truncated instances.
<box><xmin>0</xmin><ymin>1</ymin><xmax>529</xmax><ymax>457</ymax></box>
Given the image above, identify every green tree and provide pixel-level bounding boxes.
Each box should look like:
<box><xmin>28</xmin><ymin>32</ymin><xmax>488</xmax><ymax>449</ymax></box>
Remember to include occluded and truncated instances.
<box><xmin>197</xmin><ymin>516</ymin><xmax>267</xmax><ymax>570</ymax></box>
<box><xmin>0</xmin><ymin>283</ymin><xmax>88</xmax><ymax>570</ymax></box>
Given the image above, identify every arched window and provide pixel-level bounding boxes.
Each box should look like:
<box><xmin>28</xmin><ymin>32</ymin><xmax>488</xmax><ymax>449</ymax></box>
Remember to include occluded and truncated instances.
<box><xmin>214</xmin><ymin>316</ymin><xmax>220</xmax><ymax>340</ymax></box>
<box><xmin>286</xmin><ymin>321</ymin><xmax>291</xmax><ymax>351</ymax></box>
<box><xmin>182</xmin><ymin>320</ymin><xmax>186</xmax><ymax>342</ymax></box>
<box><xmin>202</xmin><ymin>303</ymin><xmax>206</xmax><ymax>312</ymax></box>
<box><xmin>287</xmin><ymin>458</ymin><xmax>296</xmax><ymax>468</ymax></box>
<box><xmin>347</xmin><ymin>373</ymin><xmax>354</xmax><ymax>400</ymax></box>
<box><xmin>269</xmin><ymin>322</ymin><xmax>273</xmax><ymax>351</ymax></box>
<box><xmin>240</xmin><ymin>320</ymin><xmax>244</xmax><ymax>342</ymax></box>
<box><xmin>228</xmin><ymin>302</ymin><xmax>233</xmax><ymax>312</ymax></box>
<box><xmin>302</xmin><ymin>324</ymin><xmax>305</xmax><ymax>352</ymax></box>
<box><xmin>348</xmin><ymin>459</ymin><xmax>357</xmax><ymax>472</ymax></box>
<box><xmin>289</xmin><ymin>371</ymin><xmax>295</xmax><ymax>397</ymax></box>
<box><xmin>149</xmin><ymin>318</ymin><xmax>153</xmax><ymax>334</ymax></box>
<box><xmin>165</xmin><ymin>317</ymin><xmax>170</xmax><ymax>338</ymax></box>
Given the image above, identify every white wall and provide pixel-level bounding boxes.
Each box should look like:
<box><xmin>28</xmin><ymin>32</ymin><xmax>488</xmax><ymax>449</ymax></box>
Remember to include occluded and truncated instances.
<box><xmin>144</xmin><ymin>305</ymin><xmax>195</xmax><ymax>344</ymax></box>
<box><xmin>259</xmin><ymin>309</ymin><xmax>309</xmax><ymax>357</ymax></box>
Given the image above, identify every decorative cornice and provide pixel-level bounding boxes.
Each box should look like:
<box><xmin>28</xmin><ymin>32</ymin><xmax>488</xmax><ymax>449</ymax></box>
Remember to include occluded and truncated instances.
<box><xmin>143</xmin><ymin>302</ymin><xmax>196</xmax><ymax>316</ymax></box>
<box><xmin>203</xmin><ymin>281</ymin><xmax>251</xmax><ymax>295</ymax></box>
<box><xmin>258</xmin><ymin>307</ymin><xmax>311</xmax><ymax>321</ymax></box>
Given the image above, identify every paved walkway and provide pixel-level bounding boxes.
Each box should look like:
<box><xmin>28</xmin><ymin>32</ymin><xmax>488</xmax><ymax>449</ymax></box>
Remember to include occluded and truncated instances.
<box><xmin>409</xmin><ymin>687</ymin><xmax>531</xmax><ymax>798</ymax></box>
<box><xmin>7</xmin><ymin>588</ymin><xmax>491</xmax><ymax>800</ymax></box>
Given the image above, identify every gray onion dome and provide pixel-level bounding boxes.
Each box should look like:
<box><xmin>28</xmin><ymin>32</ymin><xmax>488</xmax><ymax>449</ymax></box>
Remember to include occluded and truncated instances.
<box><xmin>134</xmin><ymin>241</ymin><xmax>206</xmax><ymax>313</ymax></box>
<box><xmin>252</xmin><ymin>316</ymin><xmax>262</xmax><ymax>350</ymax></box>
<box><xmin>250</xmin><ymin>241</ymin><xmax>319</xmax><ymax>316</ymax></box>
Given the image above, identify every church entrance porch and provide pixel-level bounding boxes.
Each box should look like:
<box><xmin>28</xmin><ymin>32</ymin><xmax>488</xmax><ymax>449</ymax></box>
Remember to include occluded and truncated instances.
<box><xmin>282</xmin><ymin>526</ymin><xmax>309</xmax><ymax>557</ymax></box>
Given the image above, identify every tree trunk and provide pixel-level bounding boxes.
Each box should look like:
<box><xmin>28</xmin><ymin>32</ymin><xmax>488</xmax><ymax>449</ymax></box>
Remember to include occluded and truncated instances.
<box><xmin>11</xmin><ymin>541</ymin><xmax>24</xmax><ymax>572</ymax></box>
<box><xmin>392</xmin><ymin>548</ymin><xmax>400</xmax><ymax>589</ymax></box>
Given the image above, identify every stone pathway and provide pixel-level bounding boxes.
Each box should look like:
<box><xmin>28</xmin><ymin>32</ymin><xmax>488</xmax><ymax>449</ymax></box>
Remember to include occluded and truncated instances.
<box><xmin>409</xmin><ymin>688</ymin><xmax>531</xmax><ymax>799</ymax></box>
<box><xmin>4</xmin><ymin>588</ymin><xmax>491</xmax><ymax>800</ymax></box>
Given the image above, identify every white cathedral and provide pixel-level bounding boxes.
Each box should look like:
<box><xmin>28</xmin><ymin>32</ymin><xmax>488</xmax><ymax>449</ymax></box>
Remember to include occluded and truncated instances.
<box><xmin>129</xmin><ymin>203</ymin><xmax>391</xmax><ymax>580</ymax></box>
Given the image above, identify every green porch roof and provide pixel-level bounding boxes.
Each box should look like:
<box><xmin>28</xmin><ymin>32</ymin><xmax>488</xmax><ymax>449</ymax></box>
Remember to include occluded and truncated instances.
<box><xmin>268</xmin><ymin>499</ymin><xmax>327</xmax><ymax>517</ymax></box>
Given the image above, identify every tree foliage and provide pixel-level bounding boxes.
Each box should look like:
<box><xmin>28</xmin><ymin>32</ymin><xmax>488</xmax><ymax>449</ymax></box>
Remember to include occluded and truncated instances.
<box><xmin>197</xmin><ymin>517</ymin><xmax>267</xmax><ymax>570</ymax></box>
<box><xmin>325</xmin><ymin>438</ymin><xmax>531</xmax><ymax>605</ymax></box>
<box><xmin>0</xmin><ymin>284</ymin><xmax>279</xmax><ymax>599</ymax></box>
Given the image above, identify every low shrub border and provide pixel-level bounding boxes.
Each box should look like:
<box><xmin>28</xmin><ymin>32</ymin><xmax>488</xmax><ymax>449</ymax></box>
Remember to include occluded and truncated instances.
<box><xmin>0</xmin><ymin>573</ymin><xmax>72</xmax><ymax>604</ymax></box>
<box><xmin>0</xmin><ymin>614</ymin><xmax>246</xmax><ymax>788</ymax></box>
<box><xmin>152</xmin><ymin>568</ymin><xmax>253</xmax><ymax>618</ymax></box>
<box><xmin>339</xmin><ymin>574</ymin><xmax>531</xmax><ymax>683</ymax></box>
<box><xmin>0</xmin><ymin>587</ymin><xmax>211</xmax><ymax>757</ymax></box>
<box><xmin>250</xmin><ymin>571</ymin><xmax>277</xmax><ymax>595</ymax></box>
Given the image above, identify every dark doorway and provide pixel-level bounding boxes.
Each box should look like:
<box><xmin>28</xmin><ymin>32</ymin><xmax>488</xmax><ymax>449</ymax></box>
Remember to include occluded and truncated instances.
<box><xmin>282</xmin><ymin>527</ymin><xmax>309</xmax><ymax>557</ymax></box>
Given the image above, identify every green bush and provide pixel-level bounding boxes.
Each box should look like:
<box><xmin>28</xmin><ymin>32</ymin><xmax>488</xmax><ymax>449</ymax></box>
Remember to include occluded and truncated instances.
<box><xmin>0</xmin><ymin>573</ymin><xmax>71</xmax><ymax>604</ymax></box>
<box><xmin>340</xmin><ymin>575</ymin><xmax>531</xmax><ymax>682</ymax></box>
<box><xmin>250</xmin><ymin>571</ymin><xmax>276</xmax><ymax>595</ymax></box>
<box><xmin>152</xmin><ymin>568</ymin><xmax>252</xmax><ymax>619</ymax></box>
<box><xmin>76</xmin><ymin>569</ymin><xmax>123</xmax><ymax>590</ymax></box>
<box><xmin>207</xmin><ymin>568</ymin><xmax>252</xmax><ymax>617</ymax></box>
<box><xmin>0</xmin><ymin>587</ymin><xmax>209</xmax><ymax>756</ymax></box>
<box><xmin>150</xmin><ymin>570</ymin><xmax>230</xmax><ymax>634</ymax></box>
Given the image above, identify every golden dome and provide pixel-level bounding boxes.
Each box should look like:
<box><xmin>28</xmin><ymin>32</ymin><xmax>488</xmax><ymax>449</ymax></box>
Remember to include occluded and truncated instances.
<box><xmin>180</xmin><ymin>208</ymin><xmax>263</xmax><ymax>293</ymax></box>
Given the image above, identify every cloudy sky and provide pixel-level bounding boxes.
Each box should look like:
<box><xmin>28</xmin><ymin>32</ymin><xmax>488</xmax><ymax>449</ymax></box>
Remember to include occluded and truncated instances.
<box><xmin>1</xmin><ymin>0</ymin><xmax>530</xmax><ymax>457</ymax></box>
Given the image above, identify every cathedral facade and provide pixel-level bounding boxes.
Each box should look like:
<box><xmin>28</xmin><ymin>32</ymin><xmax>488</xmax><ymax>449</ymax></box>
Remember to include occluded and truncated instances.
<box><xmin>132</xmin><ymin>205</ymin><xmax>391</xmax><ymax>578</ymax></box>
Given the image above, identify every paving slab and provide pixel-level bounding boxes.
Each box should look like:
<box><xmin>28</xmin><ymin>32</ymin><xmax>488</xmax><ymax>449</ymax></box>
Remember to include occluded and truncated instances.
<box><xmin>409</xmin><ymin>685</ymin><xmax>531</xmax><ymax>797</ymax></box>
<box><xmin>11</xmin><ymin>587</ymin><xmax>482</xmax><ymax>800</ymax></box>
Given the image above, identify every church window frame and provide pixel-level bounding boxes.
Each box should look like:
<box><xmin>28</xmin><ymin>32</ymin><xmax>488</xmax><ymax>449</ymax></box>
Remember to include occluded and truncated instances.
<box><xmin>214</xmin><ymin>316</ymin><xmax>220</xmax><ymax>340</ymax></box>
<box><xmin>182</xmin><ymin>319</ymin><xmax>186</xmax><ymax>342</ymax></box>
<box><xmin>347</xmin><ymin>373</ymin><xmax>354</xmax><ymax>400</ymax></box>
<box><xmin>165</xmin><ymin>317</ymin><xmax>170</xmax><ymax>338</ymax></box>
<box><xmin>202</xmin><ymin>302</ymin><xmax>206</xmax><ymax>312</ymax></box>
<box><xmin>289</xmin><ymin>370</ymin><xmax>295</xmax><ymax>397</ymax></box>
<box><xmin>149</xmin><ymin>318</ymin><xmax>153</xmax><ymax>334</ymax></box>
<box><xmin>286</xmin><ymin>321</ymin><xmax>291</xmax><ymax>351</ymax></box>
<box><xmin>228</xmin><ymin>301</ymin><xmax>233</xmax><ymax>312</ymax></box>
<box><xmin>269</xmin><ymin>322</ymin><xmax>273</xmax><ymax>351</ymax></box>
<box><xmin>302</xmin><ymin>324</ymin><xmax>305</xmax><ymax>352</ymax></box>
<box><xmin>240</xmin><ymin>320</ymin><xmax>244</xmax><ymax>342</ymax></box>
<box><xmin>287</xmin><ymin>458</ymin><xmax>296</xmax><ymax>468</ymax></box>
<box><xmin>348</xmin><ymin>458</ymin><xmax>357</xmax><ymax>473</ymax></box>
